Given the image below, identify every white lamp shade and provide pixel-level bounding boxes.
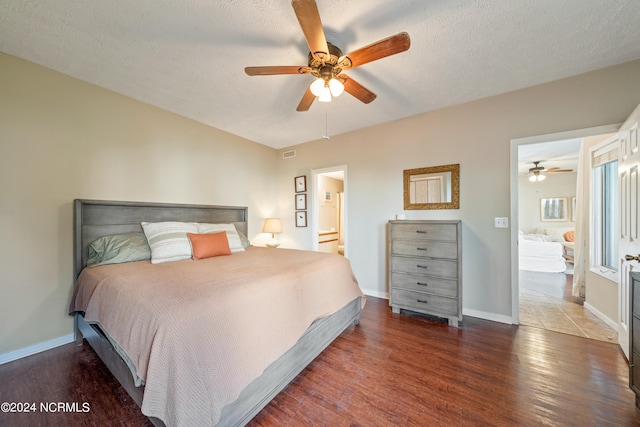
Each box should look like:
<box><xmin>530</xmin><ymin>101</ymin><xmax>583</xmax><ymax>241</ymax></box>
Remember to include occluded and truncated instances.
<box><xmin>529</xmin><ymin>174</ymin><xmax>546</xmax><ymax>182</ymax></box>
<box><xmin>318</xmin><ymin>86</ymin><xmax>331</xmax><ymax>102</ymax></box>
<box><xmin>329</xmin><ymin>78</ymin><xmax>344</xmax><ymax>97</ymax></box>
<box><xmin>310</xmin><ymin>78</ymin><xmax>325</xmax><ymax>96</ymax></box>
<box><xmin>262</xmin><ymin>218</ymin><xmax>282</xmax><ymax>234</ymax></box>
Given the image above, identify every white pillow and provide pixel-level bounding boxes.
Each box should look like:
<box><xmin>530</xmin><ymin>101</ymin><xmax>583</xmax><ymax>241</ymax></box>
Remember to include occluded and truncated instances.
<box><xmin>196</xmin><ymin>223</ymin><xmax>245</xmax><ymax>253</ymax></box>
<box><xmin>522</xmin><ymin>234</ymin><xmax>545</xmax><ymax>242</ymax></box>
<box><xmin>536</xmin><ymin>227</ymin><xmax>573</xmax><ymax>242</ymax></box>
<box><xmin>141</xmin><ymin>221</ymin><xmax>198</xmax><ymax>264</ymax></box>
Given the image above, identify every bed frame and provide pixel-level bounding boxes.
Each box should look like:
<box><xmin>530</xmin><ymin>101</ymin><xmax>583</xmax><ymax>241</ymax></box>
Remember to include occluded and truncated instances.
<box><xmin>72</xmin><ymin>199</ymin><xmax>361</xmax><ymax>426</ymax></box>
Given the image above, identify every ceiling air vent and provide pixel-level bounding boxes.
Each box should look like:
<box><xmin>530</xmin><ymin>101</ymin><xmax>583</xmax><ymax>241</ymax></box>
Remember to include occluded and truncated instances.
<box><xmin>282</xmin><ymin>150</ymin><xmax>296</xmax><ymax>159</ymax></box>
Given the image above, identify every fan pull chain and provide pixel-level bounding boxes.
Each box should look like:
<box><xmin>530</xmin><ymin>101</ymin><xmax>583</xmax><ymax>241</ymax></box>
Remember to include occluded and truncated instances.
<box><xmin>323</xmin><ymin>109</ymin><xmax>331</xmax><ymax>140</ymax></box>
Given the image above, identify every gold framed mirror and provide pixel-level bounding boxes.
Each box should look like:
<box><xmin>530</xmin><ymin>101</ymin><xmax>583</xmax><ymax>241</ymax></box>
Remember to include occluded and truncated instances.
<box><xmin>403</xmin><ymin>163</ymin><xmax>460</xmax><ymax>210</ymax></box>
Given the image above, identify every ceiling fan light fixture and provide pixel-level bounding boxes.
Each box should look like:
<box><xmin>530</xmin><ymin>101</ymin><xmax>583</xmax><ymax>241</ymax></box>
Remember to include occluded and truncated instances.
<box><xmin>318</xmin><ymin>86</ymin><xmax>332</xmax><ymax>102</ymax></box>
<box><xmin>310</xmin><ymin>78</ymin><xmax>325</xmax><ymax>96</ymax></box>
<box><xmin>245</xmin><ymin>1</ymin><xmax>411</xmax><ymax>111</ymax></box>
<box><xmin>311</xmin><ymin>77</ymin><xmax>342</xmax><ymax>101</ymax></box>
<box><xmin>328</xmin><ymin>78</ymin><xmax>344</xmax><ymax>97</ymax></box>
<box><xmin>529</xmin><ymin>173</ymin><xmax>546</xmax><ymax>182</ymax></box>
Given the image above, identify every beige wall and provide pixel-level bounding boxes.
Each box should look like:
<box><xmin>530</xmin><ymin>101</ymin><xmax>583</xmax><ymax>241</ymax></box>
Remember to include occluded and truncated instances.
<box><xmin>277</xmin><ymin>59</ymin><xmax>640</xmax><ymax>321</ymax></box>
<box><xmin>0</xmin><ymin>53</ymin><xmax>278</xmax><ymax>355</ymax></box>
<box><xmin>586</xmin><ymin>272</ymin><xmax>618</xmax><ymax>323</ymax></box>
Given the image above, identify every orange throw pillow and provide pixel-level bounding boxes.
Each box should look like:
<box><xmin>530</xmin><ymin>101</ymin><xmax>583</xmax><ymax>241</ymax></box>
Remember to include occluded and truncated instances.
<box><xmin>187</xmin><ymin>232</ymin><xmax>231</xmax><ymax>260</ymax></box>
<box><xmin>564</xmin><ymin>230</ymin><xmax>575</xmax><ymax>242</ymax></box>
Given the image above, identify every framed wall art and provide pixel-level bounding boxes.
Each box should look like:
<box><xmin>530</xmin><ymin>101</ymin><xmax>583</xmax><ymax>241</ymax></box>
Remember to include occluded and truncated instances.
<box><xmin>295</xmin><ymin>175</ymin><xmax>306</xmax><ymax>193</ymax></box>
<box><xmin>295</xmin><ymin>193</ymin><xmax>307</xmax><ymax>210</ymax></box>
<box><xmin>540</xmin><ymin>197</ymin><xmax>568</xmax><ymax>222</ymax></box>
<box><xmin>295</xmin><ymin>211</ymin><xmax>307</xmax><ymax>227</ymax></box>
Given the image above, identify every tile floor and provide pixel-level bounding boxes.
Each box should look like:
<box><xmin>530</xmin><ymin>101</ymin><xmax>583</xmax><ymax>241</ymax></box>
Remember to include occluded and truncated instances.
<box><xmin>519</xmin><ymin>270</ymin><xmax>618</xmax><ymax>344</ymax></box>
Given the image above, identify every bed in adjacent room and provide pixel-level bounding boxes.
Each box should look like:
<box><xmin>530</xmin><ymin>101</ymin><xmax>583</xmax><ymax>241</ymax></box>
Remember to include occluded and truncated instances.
<box><xmin>69</xmin><ymin>199</ymin><xmax>364</xmax><ymax>427</ymax></box>
<box><xmin>518</xmin><ymin>230</ymin><xmax>568</xmax><ymax>273</ymax></box>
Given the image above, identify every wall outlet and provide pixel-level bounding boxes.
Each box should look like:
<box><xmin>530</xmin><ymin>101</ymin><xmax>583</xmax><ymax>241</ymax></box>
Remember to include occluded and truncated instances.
<box><xmin>494</xmin><ymin>217</ymin><xmax>509</xmax><ymax>228</ymax></box>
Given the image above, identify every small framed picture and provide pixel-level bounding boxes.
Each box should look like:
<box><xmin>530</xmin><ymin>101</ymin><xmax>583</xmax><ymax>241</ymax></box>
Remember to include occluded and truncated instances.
<box><xmin>295</xmin><ymin>211</ymin><xmax>307</xmax><ymax>227</ymax></box>
<box><xmin>295</xmin><ymin>194</ymin><xmax>307</xmax><ymax>210</ymax></box>
<box><xmin>324</xmin><ymin>191</ymin><xmax>332</xmax><ymax>201</ymax></box>
<box><xmin>295</xmin><ymin>175</ymin><xmax>306</xmax><ymax>193</ymax></box>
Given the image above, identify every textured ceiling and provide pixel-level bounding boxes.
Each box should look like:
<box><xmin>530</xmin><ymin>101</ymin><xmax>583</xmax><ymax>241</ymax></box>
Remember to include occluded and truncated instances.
<box><xmin>1</xmin><ymin>0</ymin><xmax>640</xmax><ymax>149</ymax></box>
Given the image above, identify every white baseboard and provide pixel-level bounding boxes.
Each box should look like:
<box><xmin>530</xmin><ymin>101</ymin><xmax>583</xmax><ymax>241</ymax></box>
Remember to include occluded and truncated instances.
<box><xmin>584</xmin><ymin>302</ymin><xmax>618</xmax><ymax>330</ymax></box>
<box><xmin>359</xmin><ymin>290</ymin><xmax>513</xmax><ymax>325</ymax></box>
<box><xmin>361</xmin><ymin>288</ymin><xmax>389</xmax><ymax>300</ymax></box>
<box><xmin>0</xmin><ymin>333</ymin><xmax>74</xmax><ymax>365</ymax></box>
<box><xmin>462</xmin><ymin>308</ymin><xmax>514</xmax><ymax>325</ymax></box>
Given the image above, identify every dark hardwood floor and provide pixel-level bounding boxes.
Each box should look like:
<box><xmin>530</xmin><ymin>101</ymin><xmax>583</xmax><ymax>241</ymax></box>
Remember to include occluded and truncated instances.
<box><xmin>1</xmin><ymin>297</ymin><xmax>639</xmax><ymax>426</ymax></box>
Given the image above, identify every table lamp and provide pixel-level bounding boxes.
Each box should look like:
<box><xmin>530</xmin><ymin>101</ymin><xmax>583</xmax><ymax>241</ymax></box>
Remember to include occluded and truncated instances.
<box><xmin>262</xmin><ymin>218</ymin><xmax>282</xmax><ymax>248</ymax></box>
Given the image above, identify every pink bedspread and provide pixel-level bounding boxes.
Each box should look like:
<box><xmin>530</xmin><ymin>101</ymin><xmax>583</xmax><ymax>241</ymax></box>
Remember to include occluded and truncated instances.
<box><xmin>70</xmin><ymin>247</ymin><xmax>364</xmax><ymax>426</ymax></box>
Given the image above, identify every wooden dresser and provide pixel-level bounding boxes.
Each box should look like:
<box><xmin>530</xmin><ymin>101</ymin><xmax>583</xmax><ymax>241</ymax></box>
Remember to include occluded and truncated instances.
<box><xmin>388</xmin><ymin>220</ymin><xmax>462</xmax><ymax>327</ymax></box>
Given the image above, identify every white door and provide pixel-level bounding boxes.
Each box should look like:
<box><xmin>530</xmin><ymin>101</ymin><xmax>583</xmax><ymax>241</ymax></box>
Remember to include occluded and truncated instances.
<box><xmin>618</xmin><ymin>105</ymin><xmax>640</xmax><ymax>359</ymax></box>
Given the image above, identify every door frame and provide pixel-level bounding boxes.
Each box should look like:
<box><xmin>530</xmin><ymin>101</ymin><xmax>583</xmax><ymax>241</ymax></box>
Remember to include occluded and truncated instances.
<box><xmin>311</xmin><ymin>165</ymin><xmax>348</xmax><ymax>257</ymax></box>
<box><xmin>510</xmin><ymin>124</ymin><xmax>621</xmax><ymax>324</ymax></box>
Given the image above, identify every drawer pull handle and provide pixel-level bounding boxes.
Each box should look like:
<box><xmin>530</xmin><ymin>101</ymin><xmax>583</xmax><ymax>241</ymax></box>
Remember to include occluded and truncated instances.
<box><xmin>417</xmin><ymin>264</ymin><xmax>428</xmax><ymax>269</ymax></box>
<box><xmin>416</xmin><ymin>230</ymin><xmax>427</xmax><ymax>234</ymax></box>
<box><xmin>417</xmin><ymin>282</ymin><xmax>428</xmax><ymax>287</ymax></box>
<box><xmin>417</xmin><ymin>247</ymin><xmax>427</xmax><ymax>251</ymax></box>
<box><xmin>417</xmin><ymin>299</ymin><xmax>428</xmax><ymax>304</ymax></box>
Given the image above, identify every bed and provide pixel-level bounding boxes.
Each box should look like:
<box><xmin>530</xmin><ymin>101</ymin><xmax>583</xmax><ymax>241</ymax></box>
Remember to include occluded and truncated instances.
<box><xmin>69</xmin><ymin>199</ymin><xmax>364</xmax><ymax>426</ymax></box>
<box><xmin>518</xmin><ymin>232</ymin><xmax>567</xmax><ymax>273</ymax></box>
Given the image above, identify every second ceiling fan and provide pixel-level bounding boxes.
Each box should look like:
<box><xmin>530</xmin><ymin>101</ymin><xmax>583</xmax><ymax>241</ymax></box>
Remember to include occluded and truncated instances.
<box><xmin>245</xmin><ymin>0</ymin><xmax>411</xmax><ymax>111</ymax></box>
<box><xmin>528</xmin><ymin>161</ymin><xmax>574</xmax><ymax>182</ymax></box>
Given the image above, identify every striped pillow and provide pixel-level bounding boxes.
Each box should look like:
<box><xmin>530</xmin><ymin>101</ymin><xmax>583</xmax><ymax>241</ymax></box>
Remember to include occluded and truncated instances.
<box><xmin>196</xmin><ymin>223</ymin><xmax>245</xmax><ymax>253</ymax></box>
<box><xmin>141</xmin><ymin>221</ymin><xmax>198</xmax><ymax>264</ymax></box>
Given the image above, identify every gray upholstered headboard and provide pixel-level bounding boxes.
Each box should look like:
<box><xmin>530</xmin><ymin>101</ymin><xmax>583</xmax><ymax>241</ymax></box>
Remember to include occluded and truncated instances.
<box><xmin>73</xmin><ymin>199</ymin><xmax>248</xmax><ymax>280</ymax></box>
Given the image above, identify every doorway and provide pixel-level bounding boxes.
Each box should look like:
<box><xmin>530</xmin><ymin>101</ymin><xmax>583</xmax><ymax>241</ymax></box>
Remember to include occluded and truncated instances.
<box><xmin>511</xmin><ymin>125</ymin><xmax>618</xmax><ymax>341</ymax></box>
<box><xmin>516</xmin><ymin>138</ymin><xmax>600</xmax><ymax>339</ymax></box>
<box><xmin>311</xmin><ymin>165</ymin><xmax>347</xmax><ymax>257</ymax></box>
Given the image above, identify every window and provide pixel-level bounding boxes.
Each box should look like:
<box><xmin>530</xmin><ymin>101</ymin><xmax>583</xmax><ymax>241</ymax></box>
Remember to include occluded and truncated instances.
<box><xmin>591</xmin><ymin>142</ymin><xmax>619</xmax><ymax>272</ymax></box>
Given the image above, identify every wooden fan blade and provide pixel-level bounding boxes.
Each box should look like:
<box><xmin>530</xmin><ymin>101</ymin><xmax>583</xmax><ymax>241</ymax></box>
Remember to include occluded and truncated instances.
<box><xmin>245</xmin><ymin>66</ymin><xmax>310</xmax><ymax>76</ymax></box>
<box><xmin>339</xmin><ymin>32</ymin><xmax>410</xmax><ymax>70</ymax></box>
<box><xmin>292</xmin><ymin>0</ymin><xmax>329</xmax><ymax>60</ymax></box>
<box><xmin>296</xmin><ymin>85</ymin><xmax>316</xmax><ymax>111</ymax></box>
<box><xmin>341</xmin><ymin>74</ymin><xmax>377</xmax><ymax>104</ymax></box>
<box><xmin>546</xmin><ymin>168</ymin><xmax>573</xmax><ymax>173</ymax></box>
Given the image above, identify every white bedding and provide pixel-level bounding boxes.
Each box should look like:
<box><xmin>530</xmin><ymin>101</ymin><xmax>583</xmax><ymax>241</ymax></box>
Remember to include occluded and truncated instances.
<box><xmin>519</xmin><ymin>237</ymin><xmax>567</xmax><ymax>273</ymax></box>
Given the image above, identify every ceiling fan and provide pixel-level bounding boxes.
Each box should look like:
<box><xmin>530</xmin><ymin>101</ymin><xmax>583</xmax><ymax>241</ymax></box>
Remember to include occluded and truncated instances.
<box><xmin>244</xmin><ymin>0</ymin><xmax>411</xmax><ymax>112</ymax></box>
<box><xmin>527</xmin><ymin>161</ymin><xmax>573</xmax><ymax>182</ymax></box>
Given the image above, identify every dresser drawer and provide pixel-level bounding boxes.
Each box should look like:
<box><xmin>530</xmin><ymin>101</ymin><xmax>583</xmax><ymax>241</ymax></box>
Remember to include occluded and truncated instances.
<box><xmin>391</xmin><ymin>256</ymin><xmax>458</xmax><ymax>279</ymax></box>
<box><xmin>391</xmin><ymin>223</ymin><xmax>457</xmax><ymax>241</ymax></box>
<box><xmin>391</xmin><ymin>289</ymin><xmax>458</xmax><ymax>317</ymax></box>
<box><xmin>391</xmin><ymin>272</ymin><xmax>458</xmax><ymax>297</ymax></box>
<box><xmin>634</xmin><ymin>316</ymin><xmax>640</xmax><ymax>354</ymax></box>
<box><xmin>391</xmin><ymin>239</ymin><xmax>458</xmax><ymax>259</ymax></box>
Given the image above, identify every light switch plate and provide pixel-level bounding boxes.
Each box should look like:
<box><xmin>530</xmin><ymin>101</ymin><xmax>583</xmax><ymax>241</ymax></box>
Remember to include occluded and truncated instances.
<box><xmin>494</xmin><ymin>217</ymin><xmax>509</xmax><ymax>228</ymax></box>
